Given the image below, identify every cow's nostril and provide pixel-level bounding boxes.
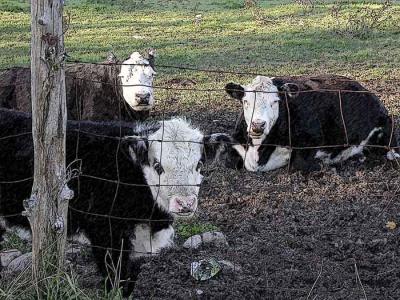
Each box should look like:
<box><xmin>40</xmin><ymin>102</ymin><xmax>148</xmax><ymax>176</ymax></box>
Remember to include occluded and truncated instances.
<box><xmin>251</xmin><ymin>121</ymin><xmax>266</xmax><ymax>133</ymax></box>
<box><xmin>180</xmin><ymin>207</ymin><xmax>193</xmax><ymax>214</ymax></box>
<box><xmin>136</xmin><ymin>93</ymin><xmax>150</xmax><ymax>105</ymax></box>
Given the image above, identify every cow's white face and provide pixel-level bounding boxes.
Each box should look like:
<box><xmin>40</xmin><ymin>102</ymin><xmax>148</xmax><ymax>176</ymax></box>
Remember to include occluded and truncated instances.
<box><xmin>225</xmin><ymin>76</ymin><xmax>281</xmax><ymax>140</ymax></box>
<box><xmin>119</xmin><ymin>52</ymin><xmax>156</xmax><ymax>111</ymax></box>
<box><xmin>127</xmin><ymin>119</ymin><xmax>206</xmax><ymax>218</ymax></box>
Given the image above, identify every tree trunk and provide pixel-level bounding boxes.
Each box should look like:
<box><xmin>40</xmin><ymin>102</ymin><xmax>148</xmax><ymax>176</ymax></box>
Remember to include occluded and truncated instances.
<box><xmin>27</xmin><ymin>0</ymin><xmax>69</xmax><ymax>291</ymax></box>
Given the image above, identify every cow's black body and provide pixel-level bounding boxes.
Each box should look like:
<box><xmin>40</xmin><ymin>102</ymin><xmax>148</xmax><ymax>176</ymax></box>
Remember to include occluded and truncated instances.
<box><xmin>230</xmin><ymin>75</ymin><xmax>397</xmax><ymax>171</ymax></box>
<box><xmin>0</xmin><ymin>65</ymin><xmax>149</xmax><ymax>122</ymax></box>
<box><xmin>0</xmin><ymin>108</ymin><xmax>171</xmax><ymax>293</ymax></box>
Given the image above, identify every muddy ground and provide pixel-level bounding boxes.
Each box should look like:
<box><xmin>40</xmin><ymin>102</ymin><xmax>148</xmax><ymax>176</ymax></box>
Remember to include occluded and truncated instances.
<box><xmin>133</xmin><ymin>161</ymin><xmax>400</xmax><ymax>300</ymax></box>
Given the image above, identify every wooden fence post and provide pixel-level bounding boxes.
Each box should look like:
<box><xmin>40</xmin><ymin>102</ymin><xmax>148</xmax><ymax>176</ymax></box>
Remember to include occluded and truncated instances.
<box><xmin>27</xmin><ymin>0</ymin><xmax>69</xmax><ymax>291</ymax></box>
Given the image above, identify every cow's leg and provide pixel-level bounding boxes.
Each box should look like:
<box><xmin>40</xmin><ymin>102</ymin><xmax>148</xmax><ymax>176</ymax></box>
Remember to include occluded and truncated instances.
<box><xmin>122</xmin><ymin>224</ymin><xmax>174</xmax><ymax>296</ymax></box>
<box><xmin>129</xmin><ymin>224</ymin><xmax>174</xmax><ymax>259</ymax></box>
<box><xmin>232</xmin><ymin>144</ymin><xmax>246</xmax><ymax>160</ymax></box>
<box><xmin>290</xmin><ymin>149</ymin><xmax>321</xmax><ymax>173</ymax></box>
<box><xmin>231</xmin><ymin>144</ymin><xmax>261</xmax><ymax>171</ymax></box>
<box><xmin>86</xmin><ymin>228</ymin><xmax>132</xmax><ymax>293</ymax></box>
<box><xmin>227</xmin><ymin>146</ymin><xmax>244</xmax><ymax>169</ymax></box>
<box><xmin>380</xmin><ymin>125</ymin><xmax>400</xmax><ymax>160</ymax></box>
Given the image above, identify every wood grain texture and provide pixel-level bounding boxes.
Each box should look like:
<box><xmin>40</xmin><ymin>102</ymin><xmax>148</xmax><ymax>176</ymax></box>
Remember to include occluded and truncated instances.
<box><xmin>30</xmin><ymin>0</ymin><xmax>68</xmax><ymax>287</ymax></box>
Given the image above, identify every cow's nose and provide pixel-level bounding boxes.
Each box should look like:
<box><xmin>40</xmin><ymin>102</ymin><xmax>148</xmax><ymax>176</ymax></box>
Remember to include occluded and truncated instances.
<box><xmin>135</xmin><ymin>93</ymin><xmax>150</xmax><ymax>105</ymax></box>
<box><xmin>251</xmin><ymin>120</ymin><xmax>266</xmax><ymax>133</ymax></box>
<box><xmin>179</xmin><ymin>198</ymin><xmax>194</xmax><ymax>210</ymax></box>
<box><xmin>176</xmin><ymin>197</ymin><xmax>196</xmax><ymax>214</ymax></box>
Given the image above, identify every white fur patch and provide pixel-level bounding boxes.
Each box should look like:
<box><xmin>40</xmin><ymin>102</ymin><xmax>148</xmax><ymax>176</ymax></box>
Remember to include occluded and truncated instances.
<box><xmin>130</xmin><ymin>224</ymin><xmax>174</xmax><ymax>259</ymax></box>
<box><xmin>387</xmin><ymin>149</ymin><xmax>400</xmax><ymax>161</ymax></box>
<box><xmin>258</xmin><ymin>147</ymin><xmax>292</xmax><ymax>172</ymax></box>
<box><xmin>141</xmin><ymin>118</ymin><xmax>204</xmax><ymax>214</ymax></box>
<box><xmin>0</xmin><ymin>217</ymin><xmax>32</xmax><ymax>242</ymax></box>
<box><xmin>61</xmin><ymin>185</ymin><xmax>74</xmax><ymax>200</ymax></box>
<box><xmin>14</xmin><ymin>227</ymin><xmax>32</xmax><ymax>241</ymax></box>
<box><xmin>69</xmin><ymin>232</ymin><xmax>91</xmax><ymax>246</ymax></box>
<box><xmin>241</xmin><ymin>76</ymin><xmax>280</xmax><ymax>140</ymax></box>
<box><xmin>232</xmin><ymin>144</ymin><xmax>259</xmax><ymax>172</ymax></box>
<box><xmin>232</xmin><ymin>143</ymin><xmax>291</xmax><ymax>172</ymax></box>
<box><xmin>118</xmin><ymin>52</ymin><xmax>156</xmax><ymax>111</ymax></box>
<box><xmin>315</xmin><ymin>127</ymin><xmax>382</xmax><ymax>164</ymax></box>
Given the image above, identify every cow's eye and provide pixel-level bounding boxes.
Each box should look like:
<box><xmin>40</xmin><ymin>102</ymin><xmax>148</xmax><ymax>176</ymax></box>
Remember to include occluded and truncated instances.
<box><xmin>154</xmin><ymin>161</ymin><xmax>164</xmax><ymax>175</ymax></box>
<box><xmin>196</xmin><ymin>161</ymin><xmax>204</xmax><ymax>171</ymax></box>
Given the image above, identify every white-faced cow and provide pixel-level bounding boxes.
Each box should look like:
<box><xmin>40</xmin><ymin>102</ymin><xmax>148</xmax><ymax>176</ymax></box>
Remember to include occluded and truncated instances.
<box><xmin>225</xmin><ymin>75</ymin><xmax>399</xmax><ymax>172</ymax></box>
<box><xmin>0</xmin><ymin>108</ymin><xmax>228</xmax><ymax>295</ymax></box>
<box><xmin>0</xmin><ymin>50</ymin><xmax>156</xmax><ymax>121</ymax></box>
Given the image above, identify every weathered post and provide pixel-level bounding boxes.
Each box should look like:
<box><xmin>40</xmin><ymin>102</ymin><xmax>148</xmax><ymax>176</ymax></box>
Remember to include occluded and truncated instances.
<box><xmin>26</xmin><ymin>0</ymin><xmax>70</xmax><ymax>290</ymax></box>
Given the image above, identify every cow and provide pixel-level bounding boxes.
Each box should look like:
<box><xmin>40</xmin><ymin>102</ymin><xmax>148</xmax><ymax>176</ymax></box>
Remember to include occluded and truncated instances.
<box><xmin>0</xmin><ymin>50</ymin><xmax>156</xmax><ymax>121</ymax></box>
<box><xmin>0</xmin><ymin>108</ymin><xmax>229</xmax><ymax>295</ymax></box>
<box><xmin>224</xmin><ymin>75</ymin><xmax>399</xmax><ymax>172</ymax></box>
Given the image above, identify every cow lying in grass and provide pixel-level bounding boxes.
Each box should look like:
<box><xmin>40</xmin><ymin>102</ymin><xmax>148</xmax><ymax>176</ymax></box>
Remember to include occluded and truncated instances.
<box><xmin>0</xmin><ymin>50</ymin><xmax>156</xmax><ymax>121</ymax></box>
<box><xmin>0</xmin><ymin>108</ymin><xmax>228</xmax><ymax>295</ymax></box>
<box><xmin>225</xmin><ymin>75</ymin><xmax>399</xmax><ymax>172</ymax></box>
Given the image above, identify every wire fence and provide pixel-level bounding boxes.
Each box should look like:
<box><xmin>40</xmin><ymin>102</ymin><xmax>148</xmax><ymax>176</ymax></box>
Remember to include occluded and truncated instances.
<box><xmin>1</xmin><ymin>59</ymin><xmax>400</xmax><ymax>298</ymax></box>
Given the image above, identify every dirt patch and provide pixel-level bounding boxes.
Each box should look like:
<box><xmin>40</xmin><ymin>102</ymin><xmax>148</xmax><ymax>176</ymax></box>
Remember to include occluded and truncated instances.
<box><xmin>134</xmin><ymin>162</ymin><xmax>400</xmax><ymax>300</ymax></box>
<box><xmin>133</xmin><ymin>78</ymin><xmax>400</xmax><ymax>299</ymax></box>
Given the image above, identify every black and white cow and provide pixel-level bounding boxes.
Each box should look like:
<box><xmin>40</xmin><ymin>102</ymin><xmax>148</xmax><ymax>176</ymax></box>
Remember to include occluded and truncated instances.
<box><xmin>0</xmin><ymin>108</ymin><xmax>227</xmax><ymax>294</ymax></box>
<box><xmin>0</xmin><ymin>50</ymin><xmax>156</xmax><ymax>121</ymax></box>
<box><xmin>225</xmin><ymin>75</ymin><xmax>399</xmax><ymax>172</ymax></box>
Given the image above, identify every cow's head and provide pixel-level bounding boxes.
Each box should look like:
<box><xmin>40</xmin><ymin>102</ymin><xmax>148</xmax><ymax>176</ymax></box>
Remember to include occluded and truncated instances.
<box><xmin>125</xmin><ymin>118</ymin><xmax>230</xmax><ymax>218</ymax></box>
<box><xmin>118</xmin><ymin>50</ymin><xmax>156</xmax><ymax>111</ymax></box>
<box><xmin>225</xmin><ymin>76</ymin><xmax>281</xmax><ymax>140</ymax></box>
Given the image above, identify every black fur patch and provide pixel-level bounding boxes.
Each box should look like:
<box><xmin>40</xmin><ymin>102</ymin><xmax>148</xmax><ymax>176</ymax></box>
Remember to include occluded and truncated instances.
<box><xmin>225</xmin><ymin>82</ymin><xmax>245</xmax><ymax>100</ymax></box>
<box><xmin>0</xmin><ymin>108</ymin><xmax>172</xmax><ymax>295</ymax></box>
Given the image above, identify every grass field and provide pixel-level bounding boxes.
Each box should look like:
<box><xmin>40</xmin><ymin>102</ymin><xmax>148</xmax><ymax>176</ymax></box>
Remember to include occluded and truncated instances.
<box><xmin>0</xmin><ymin>0</ymin><xmax>399</xmax><ymax>80</ymax></box>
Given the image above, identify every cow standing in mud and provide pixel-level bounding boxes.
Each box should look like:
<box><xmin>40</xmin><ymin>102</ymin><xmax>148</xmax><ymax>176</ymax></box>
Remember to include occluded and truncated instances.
<box><xmin>0</xmin><ymin>50</ymin><xmax>156</xmax><ymax>121</ymax></box>
<box><xmin>0</xmin><ymin>108</ymin><xmax>229</xmax><ymax>295</ymax></box>
<box><xmin>225</xmin><ymin>75</ymin><xmax>399</xmax><ymax>172</ymax></box>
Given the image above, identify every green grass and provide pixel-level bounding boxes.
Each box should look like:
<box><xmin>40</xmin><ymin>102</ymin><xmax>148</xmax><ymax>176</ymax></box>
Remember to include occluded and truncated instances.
<box><xmin>0</xmin><ymin>240</ymin><xmax>131</xmax><ymax>300</ymax></box>
<box><xmin>1</xmin><ymin>232</ymin><xmax>31</xmax><ymax>254</ymax></box>
<box><xmin>176</xmin><ymin>220</ymin><xmax>219</xmax><ymax>240</ymax></box>
<box><xmin>0</xmin><ymin>0</ymin><xmax>399</xmax><ymax>81</ymax></box>
<box><xmin>0</xmin><ymin>269</ymin><xmax>131</xmax><ymax>300</ymax></box>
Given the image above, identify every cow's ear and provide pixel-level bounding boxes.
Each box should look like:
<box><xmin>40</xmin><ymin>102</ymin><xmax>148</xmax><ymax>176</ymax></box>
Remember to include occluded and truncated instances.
<box><xmin>225</xmin><ymin>83</ymin><xmax>245</xmax><ymax>100</ymax></box>
<box><xmin>147</xmin><ymin>48</ymin><xmax>156</xmax><ymax>71</ymax></box>
<box><xmin>203</xmin><ymin>133</ymin><xmax>233</xmax><ymax>162</ymax></box>
<box><xmin>281</xmin><ymin>82</ymin><xmax>300</xmax><ymax>99</ymax></box>
<box><xmin>123</xmin><ymin>136</ymin><xmax>149</xmax><ymax>165</ymax></box>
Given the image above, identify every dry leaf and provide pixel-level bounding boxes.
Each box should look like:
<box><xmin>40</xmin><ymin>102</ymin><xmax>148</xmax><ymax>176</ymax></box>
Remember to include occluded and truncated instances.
<box><xmin>386</xmin><ymin>221</ymin><xmax>397</xmax><ymax>230</ymax></box>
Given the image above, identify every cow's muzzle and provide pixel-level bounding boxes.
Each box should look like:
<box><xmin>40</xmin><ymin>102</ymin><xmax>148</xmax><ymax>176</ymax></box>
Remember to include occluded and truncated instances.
<box><xmin>170</xmin><ymin>196</ymin><xmax>197</xmax><ymax>217</ymax></box>
<box><xmin>250</xmin><ymin>120</ymin><xmax>266</xmax><ymax>137</ymax></box>
<box><xmin>135</xmin><ymin>93</ymin><xmax>151</xmax><ymax>106</ymax></box>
